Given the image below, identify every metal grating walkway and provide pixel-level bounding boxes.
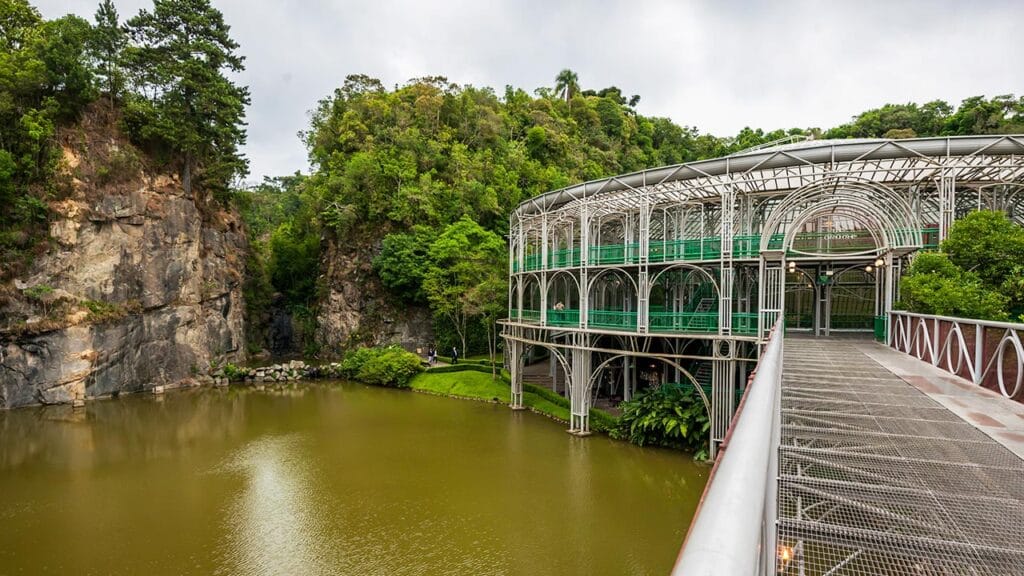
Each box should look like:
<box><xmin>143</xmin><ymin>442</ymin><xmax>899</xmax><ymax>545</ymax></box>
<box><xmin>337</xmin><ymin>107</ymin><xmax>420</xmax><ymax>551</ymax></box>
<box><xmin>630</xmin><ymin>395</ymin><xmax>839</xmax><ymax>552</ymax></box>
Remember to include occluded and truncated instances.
<box><xmin>778</xmin><ymin>338</ymin><xmax>1024</xmax><ymax>576</ymax></box>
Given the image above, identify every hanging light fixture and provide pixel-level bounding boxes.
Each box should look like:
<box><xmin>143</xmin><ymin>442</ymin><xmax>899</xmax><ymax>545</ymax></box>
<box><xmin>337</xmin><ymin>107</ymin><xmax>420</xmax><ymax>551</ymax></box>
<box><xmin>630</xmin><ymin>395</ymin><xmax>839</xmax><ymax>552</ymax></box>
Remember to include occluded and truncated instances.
<box><xmin>875</xmin><ymin>257</ymin><xmax>884</xmax><ymax>267</ymax></box>
<box><xmin>866</xmin><ymin>265</ymin><xmax>873</xmax><ymax>273</ymax></box>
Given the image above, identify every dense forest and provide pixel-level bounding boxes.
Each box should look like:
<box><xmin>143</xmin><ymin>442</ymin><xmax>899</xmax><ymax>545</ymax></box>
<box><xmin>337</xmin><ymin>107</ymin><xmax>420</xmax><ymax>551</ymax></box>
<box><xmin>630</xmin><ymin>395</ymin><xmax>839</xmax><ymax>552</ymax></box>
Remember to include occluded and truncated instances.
<box><xmin>3</xmin><ymin>0</ymin><xmax>1024</xmax><ymax>356</ymax></box>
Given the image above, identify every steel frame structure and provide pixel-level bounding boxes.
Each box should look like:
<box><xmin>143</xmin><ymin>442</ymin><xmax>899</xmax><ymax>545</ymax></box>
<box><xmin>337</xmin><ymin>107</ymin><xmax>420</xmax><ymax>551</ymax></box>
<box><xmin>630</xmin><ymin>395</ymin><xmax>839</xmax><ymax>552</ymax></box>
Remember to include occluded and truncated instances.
<box><xmin>500</xmin><ymin>135</ymin><xmax>1024</xmax><ymax>455</ymax></box>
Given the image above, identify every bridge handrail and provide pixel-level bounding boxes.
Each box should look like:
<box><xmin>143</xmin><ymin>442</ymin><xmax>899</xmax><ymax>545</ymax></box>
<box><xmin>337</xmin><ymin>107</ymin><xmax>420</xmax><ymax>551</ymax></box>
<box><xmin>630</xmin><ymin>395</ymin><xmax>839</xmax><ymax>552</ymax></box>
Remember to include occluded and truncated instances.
<box><xmin>889</xmin><ymin>310</ymin><xmax>1024</xmax><ymax>400</ymax></box>
<box><xmin>672</xmin><ymin>318</ymin><xmax>783</xmax><ymax>576</ymax></box>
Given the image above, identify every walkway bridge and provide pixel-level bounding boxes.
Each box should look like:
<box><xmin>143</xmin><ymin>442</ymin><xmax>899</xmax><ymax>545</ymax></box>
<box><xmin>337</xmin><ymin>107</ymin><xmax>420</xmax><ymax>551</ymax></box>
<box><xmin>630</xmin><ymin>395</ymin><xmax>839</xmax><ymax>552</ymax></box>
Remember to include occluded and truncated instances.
<box><xmin>675</xmin><ymin>313</ymin><xmax>1024</xmax><ymax>576</ymax></box>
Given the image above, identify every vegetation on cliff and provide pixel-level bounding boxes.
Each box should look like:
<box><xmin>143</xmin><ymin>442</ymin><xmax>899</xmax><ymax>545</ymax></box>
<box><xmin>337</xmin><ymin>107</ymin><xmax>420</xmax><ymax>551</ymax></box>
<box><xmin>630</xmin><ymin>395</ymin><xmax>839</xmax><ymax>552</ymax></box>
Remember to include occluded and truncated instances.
<box><xmin>1</xmin><ymin>0</ymin><xmax>249</xmax><ymax>282</ymax></box>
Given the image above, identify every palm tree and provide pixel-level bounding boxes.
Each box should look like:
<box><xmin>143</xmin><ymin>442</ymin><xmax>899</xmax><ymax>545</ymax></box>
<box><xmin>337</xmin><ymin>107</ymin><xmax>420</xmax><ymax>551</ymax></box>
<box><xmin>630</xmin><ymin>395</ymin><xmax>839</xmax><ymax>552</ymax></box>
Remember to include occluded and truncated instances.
<box><xmin>554</xmin><ymin>69</ymin><xmax>579</xmax><ymax>103</ymax></box>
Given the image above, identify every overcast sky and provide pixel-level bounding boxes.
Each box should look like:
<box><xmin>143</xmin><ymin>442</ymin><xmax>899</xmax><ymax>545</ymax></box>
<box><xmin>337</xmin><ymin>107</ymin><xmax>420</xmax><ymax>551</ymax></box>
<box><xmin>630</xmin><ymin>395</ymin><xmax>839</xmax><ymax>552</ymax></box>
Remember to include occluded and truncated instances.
<box><xmin>36</xmin><ymin>0</ymin><xmax>1024</xmax><ymax>183</ymax></box>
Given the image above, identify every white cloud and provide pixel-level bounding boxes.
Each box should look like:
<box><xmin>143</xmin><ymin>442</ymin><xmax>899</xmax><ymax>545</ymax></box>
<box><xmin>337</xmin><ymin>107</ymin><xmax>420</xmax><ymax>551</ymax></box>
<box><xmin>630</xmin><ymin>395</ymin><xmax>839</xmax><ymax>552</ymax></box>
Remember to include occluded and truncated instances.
<box><xmin>34</xmin><ymin>0</ymin><xmax>1024</xmax><ymax>182</ymax></box>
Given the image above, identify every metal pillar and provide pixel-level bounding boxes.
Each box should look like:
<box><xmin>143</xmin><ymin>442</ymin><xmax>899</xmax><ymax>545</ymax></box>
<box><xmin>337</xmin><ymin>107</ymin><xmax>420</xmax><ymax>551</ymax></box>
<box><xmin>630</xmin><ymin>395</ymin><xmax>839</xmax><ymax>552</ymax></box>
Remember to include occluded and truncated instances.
<box><xmin>759</xmin><ymin>258</ymin><xmax>784</xmax><ymax>340</ymax></box>
<box><xmin>568</xmin><ymin>333</ymin><xmax>592</xmax><ymax>434</ymax></box>
<box><xmin>938</xmin><ymin>171</ymin><xmax>956</xmax><ymax>241</ymax></box>
<box><xmin>710</xmin><ymin>342</ymin><xmax>737</xmax><ymax>459</ymax></box>
<box><xmin>509</xmin><ymin>338</ymin><xmax>524</xmax><ymax>409</ymax></box>
<box><xmin>720</xmin><ymin>188</ymin><xmax>735</xmax><ymax>335</ymax></box>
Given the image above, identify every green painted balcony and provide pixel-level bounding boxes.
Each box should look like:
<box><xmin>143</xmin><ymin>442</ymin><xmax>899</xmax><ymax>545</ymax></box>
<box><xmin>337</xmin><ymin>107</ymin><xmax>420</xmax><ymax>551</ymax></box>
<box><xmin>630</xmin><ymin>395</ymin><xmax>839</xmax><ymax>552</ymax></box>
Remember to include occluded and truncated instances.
<box><xmin>588</xmin><ymin>309</ymin><xmax>638</xmax><ymax>330</ymax></box>
<box><xmin>547</xmin><ymin>308</ymin><xmax>580</xmax><ymax>326</ymax></box>
<box><xmin>548</xmin><ymin>248</ymin><xmax>582</xmax><ymax>268</ymax></box>
<box><xmin>517</xmin><ymin>228</ymin><xmax>937</xmax><ymax>272</ymax></box>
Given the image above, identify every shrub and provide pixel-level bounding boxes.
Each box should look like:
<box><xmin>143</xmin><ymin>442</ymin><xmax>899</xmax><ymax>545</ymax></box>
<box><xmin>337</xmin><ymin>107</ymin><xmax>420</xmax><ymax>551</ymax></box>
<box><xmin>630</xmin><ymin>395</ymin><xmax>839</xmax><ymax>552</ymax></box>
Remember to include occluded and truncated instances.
<box><xmin>897</xmin><ymin>252</ymin><xmax>1008</xmax><ymax>321</ymax></box>
<box><xmin>341</xmin><ymin>346</ymin><xmax>424</xmax><ymax>388</ymax></box>
<box><xmin>222</xmin><ymin>363</ymin><xmax>245</xmax><ymax>380</ymax></box>
<box><xmin>82</xmin><ymin>299</ymin><xmax>127</xmax><ymax>324</ymax></box>
<box><xmin>612</xmin><ymin>383</ymin><xmax>710</xmax><ymax>458</ymax></box>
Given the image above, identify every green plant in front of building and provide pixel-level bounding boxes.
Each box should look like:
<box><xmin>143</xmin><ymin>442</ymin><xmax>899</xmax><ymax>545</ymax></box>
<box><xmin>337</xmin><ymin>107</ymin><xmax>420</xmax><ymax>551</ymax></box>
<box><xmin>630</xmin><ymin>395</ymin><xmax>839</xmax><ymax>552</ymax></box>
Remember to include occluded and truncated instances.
<box><xmin>899</xmin><ymin>211</ymin><xmax>1024</xmax><ymax>321</ymax></box>
<box><xmin>612</xmin><ymin>383</ymin><xmax>711</xmax><ymax>459</ymax></box>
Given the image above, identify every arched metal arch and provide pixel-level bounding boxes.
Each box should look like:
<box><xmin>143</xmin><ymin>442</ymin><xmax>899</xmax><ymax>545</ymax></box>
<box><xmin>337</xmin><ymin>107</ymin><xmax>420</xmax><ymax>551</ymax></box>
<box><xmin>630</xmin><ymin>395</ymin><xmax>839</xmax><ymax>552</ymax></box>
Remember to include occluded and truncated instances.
<box><xmin>761</xmin><ymin>177</ymin><xmax>921</xmax><ymax>252</ymax></box>
<box><xmin>586</xmin><ymin>353</ymin><xmax>712</xmax><ymax>421</ymax></box>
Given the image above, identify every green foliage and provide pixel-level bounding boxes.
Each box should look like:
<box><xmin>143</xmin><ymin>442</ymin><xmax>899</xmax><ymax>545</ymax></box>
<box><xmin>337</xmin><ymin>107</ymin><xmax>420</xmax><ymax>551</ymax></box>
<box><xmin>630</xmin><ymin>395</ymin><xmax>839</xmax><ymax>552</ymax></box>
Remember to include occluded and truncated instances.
<box><xmin>825</xmin><ymin>96</ymin><xmax>1024</xmax><ymax>139</ymax></box>
<box><xmin>221</xmin><ymin>362</ymin><xmax>244</xmax><ymax>380</ymax></box>
<box><xmin>339</xmin><ymin>346</ymin><xmax>424</xmax><ymax>388</ymax></box>
<box><xmin>422</xmin><ymin>216</ymin><xmax>506</xmax><ymax>355</ymax></box>
<box><xmin>900</xmin><ymin>212</ymin><xmax>1024</xmax><ymax>321</ymax></box>
<box><xmin>82</xmin><ymin>298</ymin><xmax>127</xmax><ymax>323</ymax></box>
<box><xmin>373</xmin><ymin>226</ymin><xmax>437</xmax><ymax>303</ymax></box>
<box><xmin>89</xmin><ymin>0</ymin><xmax>126</xmax><ymax>107</ymax></box>
<box><xmin>236</xmin><ymin>175</ymin><xmax>320</xmax><ymax>353</ymax></box>
<box><xmin>612</xmin><ymin>384</ymin><xmax>711</xmax><ymax>457</ymax></box>
<box><xmin>123</xmin><ymin>0</ymin><xmax>249</xmax><ymax>195</ymax></box>
<box><xmin>897</xmin><ymin>253</ymin><xmax>1009</xmax><ymax>321</ymax></box>
<box><xmin>942</xmin><ymin>210</ymin><xmax>1024</xmax><ymax>294</ymax></box>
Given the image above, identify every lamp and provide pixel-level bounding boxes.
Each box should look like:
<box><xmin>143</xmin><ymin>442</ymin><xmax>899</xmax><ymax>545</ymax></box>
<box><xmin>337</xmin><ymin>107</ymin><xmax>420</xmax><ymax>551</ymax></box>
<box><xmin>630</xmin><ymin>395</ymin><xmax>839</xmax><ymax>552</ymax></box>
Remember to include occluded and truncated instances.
<box><xmin>825</xmin><ymin>269</ymin><xmax>834</xmax><ymax>277</ymax></box>
<box><xmin>875</xmin><ymin>257</ymin><xmax>884</xmax><ymax>267</ymax></box>
<box><xmin>866</xmin><ymin>265</ymin><xmax>873</xmax><ymax>273</ymax></box>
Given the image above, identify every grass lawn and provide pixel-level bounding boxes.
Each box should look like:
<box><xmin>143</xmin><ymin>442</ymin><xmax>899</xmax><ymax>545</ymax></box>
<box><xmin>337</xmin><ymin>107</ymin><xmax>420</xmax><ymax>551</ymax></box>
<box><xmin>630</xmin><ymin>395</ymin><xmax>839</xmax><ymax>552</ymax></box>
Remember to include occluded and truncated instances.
<box><xmin>409</xmin><ymin>368</ymin><xmax>608</xmax><ymax>429</ymax></box>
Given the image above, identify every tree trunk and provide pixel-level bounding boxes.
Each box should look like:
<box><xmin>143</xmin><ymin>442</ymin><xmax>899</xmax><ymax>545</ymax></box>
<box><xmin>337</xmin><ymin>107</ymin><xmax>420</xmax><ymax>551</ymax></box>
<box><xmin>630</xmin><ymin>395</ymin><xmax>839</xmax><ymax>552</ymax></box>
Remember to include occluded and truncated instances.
<box><xmin>183</xmin><ymin>156</ymin><xmax>192</xmax><ymax>195</ymax></box>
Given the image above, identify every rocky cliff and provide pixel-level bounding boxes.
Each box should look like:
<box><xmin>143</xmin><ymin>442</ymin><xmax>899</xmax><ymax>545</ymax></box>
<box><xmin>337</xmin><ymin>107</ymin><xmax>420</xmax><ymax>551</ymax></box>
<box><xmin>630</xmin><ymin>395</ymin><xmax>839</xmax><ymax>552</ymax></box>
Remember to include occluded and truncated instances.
<box><xmin>0</xmin><ymin>111</ymin><xmax>246</xmax><ymax>409</ymax></box>
<box><xmin>316</xmin><ymin>231</ymin><xmax>433</xmax><ymax>355</ymax></box>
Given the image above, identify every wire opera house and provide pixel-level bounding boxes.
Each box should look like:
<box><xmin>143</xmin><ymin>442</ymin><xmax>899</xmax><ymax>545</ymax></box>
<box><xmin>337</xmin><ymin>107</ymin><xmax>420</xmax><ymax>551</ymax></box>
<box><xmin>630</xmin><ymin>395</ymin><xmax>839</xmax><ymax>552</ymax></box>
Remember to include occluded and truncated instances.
<box><xmin>499</xmin><ymin>135</ymin><xmax>1024</xmax><ymax>456</ymax></box>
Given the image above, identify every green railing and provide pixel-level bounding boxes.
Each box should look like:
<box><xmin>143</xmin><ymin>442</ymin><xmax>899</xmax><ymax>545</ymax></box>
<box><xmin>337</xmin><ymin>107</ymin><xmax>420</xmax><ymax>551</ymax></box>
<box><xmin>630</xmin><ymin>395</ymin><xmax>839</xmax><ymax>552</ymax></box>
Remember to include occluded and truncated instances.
<box><xmin>732</xmin><ymin>313</ymin><xmax>759</xmax><ymax>335</ymax></box>
<box><xmin>649</xmin><ymin>311</ymin><xmax>718</xmax><ymax>332</ymax></box>
<box><xmin>589</xmin><ymin>243</ymin><xmax>640</xmax><ymax>265</ymax></box>
<box><xmin>589</xmin><ymin>309</ymin><xmax>638</xmax><ymax>329</ymax></box>
<box><xmin>524</xmin><ymin>253</ymin><xmax>543</xmax><ymax>271</ymax></box>
<box><xmin>520</xmin><ymin>309</ymin><xmax>541</xmax><ymax>322</ymax></box>
<box><xmin>548</xmin><ymin>248</ymin><xmax>582</xmax><ymax>268</ymax></box>
<box><xmin>649</xmin><ymin>238</ymin><xmax>722</xmax><ymax>262</ymax></box>
<box><xmin>516</xmin><ymin>228</ymin><xmax>940</xmax><ymax>273</ymax></box>
<box><xmin>547</xmin><ymin>308</ymin><xmax>580</xmax><ymax>326</ymax></box>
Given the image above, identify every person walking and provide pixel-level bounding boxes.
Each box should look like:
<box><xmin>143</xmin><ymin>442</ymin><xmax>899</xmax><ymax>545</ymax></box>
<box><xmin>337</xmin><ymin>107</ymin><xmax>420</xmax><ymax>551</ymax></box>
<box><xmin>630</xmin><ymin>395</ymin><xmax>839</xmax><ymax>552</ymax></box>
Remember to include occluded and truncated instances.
<box><xmin>451</xmin><ymin>346</ymin><xmax>459</xmax><ymax>364</ymax></box>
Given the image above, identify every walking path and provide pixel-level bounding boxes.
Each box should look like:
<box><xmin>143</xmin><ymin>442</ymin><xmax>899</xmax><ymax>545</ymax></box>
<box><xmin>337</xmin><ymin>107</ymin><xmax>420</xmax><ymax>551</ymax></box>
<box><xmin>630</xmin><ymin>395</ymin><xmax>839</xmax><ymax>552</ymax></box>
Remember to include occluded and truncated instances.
<box><xmin>777</xmin><ymin>337</ymin><xmax>1024</xmax><ymax>575</ymax></box>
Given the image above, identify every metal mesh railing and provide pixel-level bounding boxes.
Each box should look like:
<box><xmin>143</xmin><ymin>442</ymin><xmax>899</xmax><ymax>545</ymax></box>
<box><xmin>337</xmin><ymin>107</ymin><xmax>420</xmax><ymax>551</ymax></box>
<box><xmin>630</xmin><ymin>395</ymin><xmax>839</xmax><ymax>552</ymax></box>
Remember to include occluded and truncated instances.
<box><xmin>673</xmin><ymin>318</ymin><xmax>784</xmax><ymax>575</ymax></box>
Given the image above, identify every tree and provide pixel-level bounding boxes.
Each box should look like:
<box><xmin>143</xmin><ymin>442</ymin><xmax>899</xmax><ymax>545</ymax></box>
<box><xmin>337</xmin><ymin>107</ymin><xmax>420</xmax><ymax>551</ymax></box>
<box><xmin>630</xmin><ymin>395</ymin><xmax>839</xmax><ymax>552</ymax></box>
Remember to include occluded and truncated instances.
<box><xmin>373</xmin><ymin>226</ymin><xmax>438</xmax><ymax>303</ymax></box>
<box><xmin>90</xmin><ymin>0</ymin><xmax>126</xmax><ymax>111</ymax></box>
<box><xmin>942</xmin><ymin>210</ymin><xmax>1024</xmax><ymax>291</ymax></box>
<box><xmin>898</xmin><ymin>252</ymin><xmax>1008</xmax><ymax>321</ymax></box>
<box><xmin>421</xmin><ymin>217</ymin><xmax>506</xmax><ymax>356</ymax></box>
<box><xmin>124</xmin><ymin>0</ymin><xmax>249</xmax><ymax>195</ymax></box>
<box><xmin>554</xmin><ymin>69</ymin><xmax>579</xmax><ymax>103</ymax></box>
<box><xmin>465</xmin><ymin>274</ymin><xmax>507</xmax><ymax>379</ymax></box>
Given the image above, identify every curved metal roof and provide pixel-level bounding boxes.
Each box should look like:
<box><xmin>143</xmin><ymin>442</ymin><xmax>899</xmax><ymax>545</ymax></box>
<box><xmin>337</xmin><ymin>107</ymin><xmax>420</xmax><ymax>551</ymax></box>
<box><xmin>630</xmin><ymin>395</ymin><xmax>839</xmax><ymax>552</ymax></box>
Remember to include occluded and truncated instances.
<box><xmin>514</xmin><ymin>135</ymin><xmax>1024</xmax><ymax>218</ymax></box>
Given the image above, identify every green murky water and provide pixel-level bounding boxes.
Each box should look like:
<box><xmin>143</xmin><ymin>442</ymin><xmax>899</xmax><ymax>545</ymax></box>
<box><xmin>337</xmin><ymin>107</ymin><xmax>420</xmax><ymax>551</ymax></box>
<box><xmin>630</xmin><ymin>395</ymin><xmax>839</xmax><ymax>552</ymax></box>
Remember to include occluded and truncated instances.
<box><xmin>0</xmin><ymin>382</ymin><xmax>706</xmax><ymax>575</ymax></box>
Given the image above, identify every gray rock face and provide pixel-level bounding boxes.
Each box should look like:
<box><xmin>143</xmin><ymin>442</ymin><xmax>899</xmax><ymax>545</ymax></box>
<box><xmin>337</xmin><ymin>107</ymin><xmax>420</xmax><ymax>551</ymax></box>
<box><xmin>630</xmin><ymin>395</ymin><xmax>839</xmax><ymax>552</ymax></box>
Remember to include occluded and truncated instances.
<box><xmin>316</xmin><ymin>232</ymin><xmax>433</xmax><ymax>356</ymax></box>
<box><xmin>1</xmin><ymin>170</ymin><xmax>246</xmax><ymax>409</ymax></box>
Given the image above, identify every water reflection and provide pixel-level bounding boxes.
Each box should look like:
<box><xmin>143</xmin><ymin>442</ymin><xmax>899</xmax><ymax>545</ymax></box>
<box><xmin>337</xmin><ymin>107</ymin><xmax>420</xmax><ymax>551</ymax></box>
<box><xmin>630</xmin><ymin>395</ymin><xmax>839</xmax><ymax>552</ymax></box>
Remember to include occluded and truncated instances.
<box><xmin>216</xmin><ymin>435</ymin><xmax>341</xmax><ymax>576</ymax></box>
<box><xmin>0</xmin><ymin>382</ymin><xmax>706</xmax><ymax>576</ymax></box>
<box><xmin>0</xmin><ymin>389</ymin><xmax>249</xmax><ymax>471</ymax></box>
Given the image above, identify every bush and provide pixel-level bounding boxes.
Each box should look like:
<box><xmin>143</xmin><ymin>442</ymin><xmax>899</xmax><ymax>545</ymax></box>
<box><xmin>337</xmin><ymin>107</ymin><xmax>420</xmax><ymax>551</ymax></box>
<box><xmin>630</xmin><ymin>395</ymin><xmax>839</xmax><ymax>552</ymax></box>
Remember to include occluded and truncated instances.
<box><xmin>612</xmin><ymin>383</ymin><xmax>710</xmax><ymax>458</ymax></box>
<box><xmin>222</xmin><ymin>363</ymin><xmax>246</xmax><ymax>380</ymax></box>
<box><xmin>340</xmin><ymin>346</ymin><xmax>424</xmax><ymax>388</ymax></box>
<box><xmin>82</xmin><ymin>299</ymin><xmax>127</xmax><ymax>323</ymax></box>
<box><xmin>897</xmin><ymin>252</ymin><xmax>1009</xmax><ymax>321</ymax></box>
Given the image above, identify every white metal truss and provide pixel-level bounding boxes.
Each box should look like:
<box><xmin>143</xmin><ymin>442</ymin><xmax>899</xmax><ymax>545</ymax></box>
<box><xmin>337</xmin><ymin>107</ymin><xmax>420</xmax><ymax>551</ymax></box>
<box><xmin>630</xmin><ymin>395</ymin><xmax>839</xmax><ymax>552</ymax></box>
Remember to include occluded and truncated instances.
<box><xmin>502</xmin><ymin>135</ymin><xmax>1024</xmax><ymax>443</ymax></box>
